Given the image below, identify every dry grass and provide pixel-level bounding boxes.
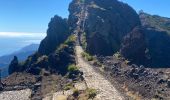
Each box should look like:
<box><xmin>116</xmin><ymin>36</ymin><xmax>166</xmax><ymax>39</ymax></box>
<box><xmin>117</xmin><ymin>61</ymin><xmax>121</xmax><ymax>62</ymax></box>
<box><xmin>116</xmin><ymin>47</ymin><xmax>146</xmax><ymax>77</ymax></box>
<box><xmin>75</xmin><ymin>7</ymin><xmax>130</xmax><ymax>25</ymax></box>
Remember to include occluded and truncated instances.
<box><xmin>123</xmin><ymin>83</ymin><xmax>142</xmax><ymax>100</ymax></box>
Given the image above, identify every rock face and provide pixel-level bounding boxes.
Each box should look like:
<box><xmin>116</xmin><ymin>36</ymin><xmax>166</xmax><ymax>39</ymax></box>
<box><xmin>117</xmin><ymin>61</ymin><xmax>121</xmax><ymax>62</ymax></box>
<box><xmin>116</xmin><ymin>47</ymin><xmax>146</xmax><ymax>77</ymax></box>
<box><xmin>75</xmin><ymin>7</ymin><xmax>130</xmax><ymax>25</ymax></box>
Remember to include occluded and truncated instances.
<box><xmin>69</xmin><ymin>0</ymin><xmax>141</xmax><ymax>56</ymax></box>
<box><xmin>8</xmin><ymin>56</ymin><xmax>19</xmax><ymax>75</ymax></box>
<box><xmin>38</xmin><ymin>15</ymin><xmax>69</xmax><ymax>55</ymax></box>
<box><xmin>120</xmin><ymin>26</ymin><xmax>147</xmax><ymax>64</ymax></box>
<box><xmin>139</xmin><ymin>12</ymin><xmax>170</xmax><ymax>67</ymax></box>
<box><xmin>144</xmin><ymin>28</ymin><xmax>170</xmax><ymax>67</ymax></box>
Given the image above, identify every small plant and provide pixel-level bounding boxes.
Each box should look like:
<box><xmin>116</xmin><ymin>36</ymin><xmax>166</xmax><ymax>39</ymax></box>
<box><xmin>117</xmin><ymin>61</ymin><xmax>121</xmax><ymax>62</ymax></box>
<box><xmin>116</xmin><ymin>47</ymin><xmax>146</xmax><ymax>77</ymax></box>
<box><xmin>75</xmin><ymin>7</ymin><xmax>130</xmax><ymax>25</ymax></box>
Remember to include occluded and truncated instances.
<box><xmin>64</xmin><ymin>83</ymin><xmax>73</xmax><ymax>90</ymax></box>
<box><xmin>87</xmin><ymin>88</ymin><xmax>97</xmax><ymax>99</ymax></box>
<box><xmin>81</xmin><ymin>52</ymin><xmax>94</xmax><ymax>61</ymax></box>
<box><xmin>81</xmin><ymin>52</ymin><xmax>86</xmax><ymax>58</ymax></box>
<box><xmin>125</xmin><ymin>60</ymin><xmax>130</xmax><ymax>64</ymax></box>
<box><xmin>57</xmin><ymin>34</ymin><xmax>76</xmax><ymax>52</ymax></box>
<box><xmin>64</xmin><ymin>34</ymin><xmax>76</xmax><ymax>45</ymax></box>
<box><xmin>114</xmin><ymin>52</ymin><xmax>121</xmax><ymax>59</ymax></box>
<box><xmin>68</xmin><ymin>64</ymin><xmax>79</xmax><ymax>72</ymax></box>
<box><xmin>73</xmin><ymin>89</ymin><xmax>79</xmax><ymax>97</ymax></box>
<box><xmin>82</xmin><ymin>32</ymin><xmax>87</xmax><ymax>50</ymax></box>
<box><xmin>37</xmin><ymin>55</ymin><xmax>48</xmax><ymax>63</ymax></box>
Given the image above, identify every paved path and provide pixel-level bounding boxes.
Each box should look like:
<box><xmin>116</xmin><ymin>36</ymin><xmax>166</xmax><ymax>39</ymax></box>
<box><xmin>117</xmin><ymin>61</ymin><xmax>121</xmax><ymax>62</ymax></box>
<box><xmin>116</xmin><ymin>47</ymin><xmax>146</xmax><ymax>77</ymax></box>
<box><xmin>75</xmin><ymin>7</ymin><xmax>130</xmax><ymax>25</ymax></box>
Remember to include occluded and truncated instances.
<box><xmin>75</xmin><ymin>46</ymin><xmax>124</xmax><ymax>100</ymax></box>
<box><xmin>0</xmin><ymin>89</ymin><xmax>31</xmax><ymax>100</ymax></box>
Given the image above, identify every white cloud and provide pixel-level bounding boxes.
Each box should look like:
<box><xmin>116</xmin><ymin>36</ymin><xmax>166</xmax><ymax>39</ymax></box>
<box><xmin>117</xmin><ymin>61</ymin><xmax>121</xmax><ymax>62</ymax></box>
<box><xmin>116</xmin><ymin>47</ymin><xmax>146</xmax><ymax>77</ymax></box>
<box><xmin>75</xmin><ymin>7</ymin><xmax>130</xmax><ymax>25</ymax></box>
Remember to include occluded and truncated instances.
<box><xmin>0</xmin><ymin>32</ymin><xmax>46</xmax><ymax>38</ymax></box>
<box><xmin>22</xmin><ymin>39</ymin><xmax>42</xmax><ymax>44</ymax></box>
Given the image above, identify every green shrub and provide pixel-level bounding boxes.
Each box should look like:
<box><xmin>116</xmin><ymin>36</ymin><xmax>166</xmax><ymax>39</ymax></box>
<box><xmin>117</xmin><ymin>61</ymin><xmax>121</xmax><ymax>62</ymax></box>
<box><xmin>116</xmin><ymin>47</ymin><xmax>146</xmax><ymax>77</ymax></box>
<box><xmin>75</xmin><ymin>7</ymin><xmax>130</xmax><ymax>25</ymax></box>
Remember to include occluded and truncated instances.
<box><xmin>82</xmin><ymin>32</ymin><xmax>87</xmax><ymax>50</ymax></box>
<box><xmin>81</xmin><ymin>52</ymin><xmax>94</xmax><ymax>61</ymax></box>
<box><xmin>114</xmin><ymin>52</ymin><xmax>121</xmax><ymax>59</ymax></box>
<box><xmin>73</xmin><ymin>89</ymin><xmax>79</xmax><ymax>97</ymax></box>
<box><xmin>64</xmin><ymin>34</ymin><xmax>76</xmax><ymax>45</ymax></box>
<box><xmin>68</xmin><ymin>64</ymin><xmax>79</xmax><ymax>72</ymax></box>
<box><xmin>81</xmin><ymin>52</ymin><xmax>86</xmax><ymax>58</ymax></box>
<box><xmin>64</xmin><ymin>83</ymin><xmax>73</xmax><ymax>90</ymax></box>
<box><xmin>87</xmin><ymin>88</ymin><xmax>97</xmax><ymax>99</ymax></box>
<box><xmin>57</xmin><ymin>34</ymin><xmax>76</xmax><ymax>52</ymax></box>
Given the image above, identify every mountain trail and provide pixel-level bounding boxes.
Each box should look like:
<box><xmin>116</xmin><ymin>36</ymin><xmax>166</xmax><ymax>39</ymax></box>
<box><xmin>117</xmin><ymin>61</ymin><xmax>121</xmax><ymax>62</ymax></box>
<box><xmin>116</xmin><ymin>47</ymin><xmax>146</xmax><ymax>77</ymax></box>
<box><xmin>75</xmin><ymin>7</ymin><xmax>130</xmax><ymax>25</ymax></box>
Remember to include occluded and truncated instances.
<box><xmin>75</xmin><ymin>45</ymin><xmax>124</xmax><ymax>100</ymax></box>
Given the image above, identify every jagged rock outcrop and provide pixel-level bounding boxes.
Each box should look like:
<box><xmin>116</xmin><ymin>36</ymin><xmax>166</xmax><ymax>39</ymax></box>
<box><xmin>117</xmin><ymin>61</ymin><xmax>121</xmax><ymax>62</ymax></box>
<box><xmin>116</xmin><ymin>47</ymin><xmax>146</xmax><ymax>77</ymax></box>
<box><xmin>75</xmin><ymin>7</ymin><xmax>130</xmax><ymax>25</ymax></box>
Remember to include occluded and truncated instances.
<box><xmin>8</xmin><ymin>35</ymin><xmax>76</xmax><ymax>75</ymax></box>
<box><xmin>8</xmin><ymin>14</ymin><xmax>75</xmax><ymax>75</ymax></box>
<box><xmin>69</xmin><ymin>0</ymin><xmax>141</xmax><ymax>56</ymax></box>
<box><xmin>38</xmin><ymin>15</ymin><xmax>69</xmax><ymax>55</ymax></box>
<box><xmin>120</xmin><ymin>26</ymin><xmax>147</xmax><ymax>64</ymax></box>
<box><xmin>8</xmin><ymin>56</ymin><xmax>19</xmax><ymax>75</ymax></box>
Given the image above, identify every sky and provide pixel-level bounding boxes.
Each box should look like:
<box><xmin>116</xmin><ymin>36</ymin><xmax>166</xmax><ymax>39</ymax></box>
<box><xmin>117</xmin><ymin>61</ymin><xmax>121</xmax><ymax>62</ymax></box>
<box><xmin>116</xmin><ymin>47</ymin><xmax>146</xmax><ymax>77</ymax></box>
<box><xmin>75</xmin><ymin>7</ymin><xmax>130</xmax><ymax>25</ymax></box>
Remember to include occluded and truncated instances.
<box><xmin>0</xmin><ymin>0</ymin><xmax>169</xmax><ymax>56</ymax></box>
<box><xmin>122</xmin><ymin>0</ymin><xmax>170</xmax><ymax>18</ymax></box>
<box><xmin>0</xmin><ymin>0</ymin><xmax>169</xmax><ymax>33</ymax></box>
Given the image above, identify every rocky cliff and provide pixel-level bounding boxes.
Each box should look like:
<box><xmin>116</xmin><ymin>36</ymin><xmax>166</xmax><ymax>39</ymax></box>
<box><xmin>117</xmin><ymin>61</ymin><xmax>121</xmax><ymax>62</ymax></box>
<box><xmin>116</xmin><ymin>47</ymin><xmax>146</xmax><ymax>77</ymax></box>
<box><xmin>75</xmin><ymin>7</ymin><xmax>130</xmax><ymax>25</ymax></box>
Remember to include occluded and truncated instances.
<box><xmin>8</xmin><ymin>0</ymin><xmax>170</xmax><ymax>75</ymax></box>
<box><xmin>139</xmin><ymin>12</ymin><xmax>170</xmax><ymax>67</ymax></box>
<box><xmin>69</xmin><ymin>0</ymin><xmax>141</xmax><ymax>56</ymax></box>
<box><xmin>38</xmin><ymin>15</ymin><xmax>69</xmax><ymax>55</ymax></box>
<box><xmin>8</xmin><ymin>15</ymin><xmax>75</xmax><ymax>75</ymax></box>
<box><xmin>120</xmin><ymin>26</ymin><xmax>147</xmax><ymax>64</ymax></box>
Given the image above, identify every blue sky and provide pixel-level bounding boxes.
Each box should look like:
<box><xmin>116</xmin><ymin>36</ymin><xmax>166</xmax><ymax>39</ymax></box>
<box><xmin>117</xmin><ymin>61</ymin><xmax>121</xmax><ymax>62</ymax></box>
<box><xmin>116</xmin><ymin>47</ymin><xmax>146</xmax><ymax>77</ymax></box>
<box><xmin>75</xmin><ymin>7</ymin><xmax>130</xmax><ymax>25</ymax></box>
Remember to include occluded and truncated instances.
<box><xmin>0</xmin><ymin>0</ymin><xmax>169</xmax><ymax>56</ymax></box>
<box><xmin>0</xmin><ymin>0</ymin><xmax>169</xmax><ymax>33</ymax></box>
<box><xmin>122</xmin><ymin>0</ymin><xmax>170</xmax><ymax>18</ymax></box>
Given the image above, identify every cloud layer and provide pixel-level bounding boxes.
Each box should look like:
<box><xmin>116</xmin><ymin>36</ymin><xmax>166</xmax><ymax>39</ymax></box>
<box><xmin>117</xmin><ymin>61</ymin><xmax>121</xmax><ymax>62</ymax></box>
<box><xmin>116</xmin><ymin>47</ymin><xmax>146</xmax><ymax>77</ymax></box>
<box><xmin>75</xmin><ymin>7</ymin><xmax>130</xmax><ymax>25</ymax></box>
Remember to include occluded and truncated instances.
<box><xmin>0</xmin><ymin>32</ymin><xmax>46</xmax><ymax>38</ymax></box>
<box><xmin>0</xmin><ymin>32</ymin><xmax>46</xmax><ymax>56</ymax></box>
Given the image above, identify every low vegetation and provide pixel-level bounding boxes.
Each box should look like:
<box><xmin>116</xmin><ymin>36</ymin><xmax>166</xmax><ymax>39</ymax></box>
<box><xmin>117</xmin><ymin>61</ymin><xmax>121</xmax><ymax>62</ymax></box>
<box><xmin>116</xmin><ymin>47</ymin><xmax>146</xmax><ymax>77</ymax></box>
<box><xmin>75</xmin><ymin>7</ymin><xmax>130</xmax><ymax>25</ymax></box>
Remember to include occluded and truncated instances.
<box><xmin>67</xmin><ymin>64</ymin><xmax>82</xmax><ymax>80</ymax></box>
<box><xmin>68</xmin><ymin>64</ymin><xmax>79</xmax><ymax>72</ymax></box>
<box><xmin>114</xmin><ymin>52</ymin><xmax>121</xmax><ymax>59</ymax></box>
<box><xmin>73</xmin><ymin>89</ymin><xmax>79</xmax><ymax>97</ymax></box>
<box><xmin>87</xmin><ymin>88</ymin><xmax>97</xmax><ymax>99</ymax></box>
<box><xmin>57</xmin><ymin>34</ymin><xmax>76</xmax><ymax>52</ymax></box>
<box><xmin>64</xmin><ymin>83</ymin><xmax>73</xmax><ymax>90</ymax></box>
<box><xmin>81</xmin><ymin>52</ymin><xmax>94</xmax><ymax>61</ymax></box>
<box><xmin>69</xmin><ymin>88</ymin><xmax>97</xmax><ymax>99</ymax></box>
<box><xmin>82</xmin><ymin>32</ymin><xmax>87</xmax><ymax>50</ymax></box>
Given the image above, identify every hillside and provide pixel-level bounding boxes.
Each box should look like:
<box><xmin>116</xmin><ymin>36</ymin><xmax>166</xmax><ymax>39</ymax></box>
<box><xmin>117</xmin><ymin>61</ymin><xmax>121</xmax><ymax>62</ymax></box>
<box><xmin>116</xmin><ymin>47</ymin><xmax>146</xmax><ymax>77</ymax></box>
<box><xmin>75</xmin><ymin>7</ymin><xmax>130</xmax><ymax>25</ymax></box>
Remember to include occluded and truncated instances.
<box><xmin>1</xmin><ymin>0</ymin><xmax>170</xmax><ymax>100</ymax></box>
<box><xmin>140</xmin><ymin>12</ymin><xmax>170</xmax><ymax>34</ymax></box>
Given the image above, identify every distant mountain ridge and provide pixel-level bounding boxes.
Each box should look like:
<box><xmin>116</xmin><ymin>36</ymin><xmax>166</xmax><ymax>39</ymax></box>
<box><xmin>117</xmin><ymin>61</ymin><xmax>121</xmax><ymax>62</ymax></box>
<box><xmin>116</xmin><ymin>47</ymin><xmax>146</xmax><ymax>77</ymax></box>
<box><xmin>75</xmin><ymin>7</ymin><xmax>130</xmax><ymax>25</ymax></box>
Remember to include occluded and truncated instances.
<box><xmin>140</xmin><ymin>12</ymin><xmax>170</xmax><ymax>34</ymax></box>
<box><xmin>0</xmin><ymin>44</ymin><xmax>39</xmax><ymax>77</ymax></box>
<box><xmin>0</xmin><ymin>44</ymin><xmax>39</xmax><ymax>65</ymax></box>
